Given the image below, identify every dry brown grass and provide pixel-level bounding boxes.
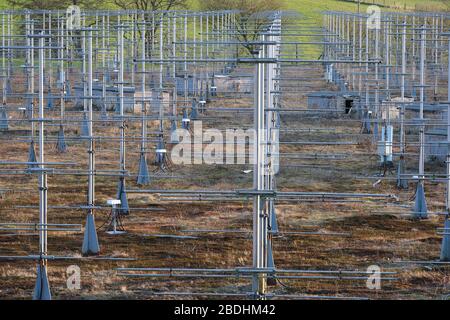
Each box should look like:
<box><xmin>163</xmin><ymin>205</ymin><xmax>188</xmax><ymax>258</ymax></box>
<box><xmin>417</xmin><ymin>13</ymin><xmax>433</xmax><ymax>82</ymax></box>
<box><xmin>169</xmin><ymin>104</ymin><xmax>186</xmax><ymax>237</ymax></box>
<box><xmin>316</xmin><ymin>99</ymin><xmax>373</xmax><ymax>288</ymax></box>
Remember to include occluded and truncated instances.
<box><xmin>0</xmin><ymin>64</ymin><xmax>449</xmax><ymax>300</ymax></box>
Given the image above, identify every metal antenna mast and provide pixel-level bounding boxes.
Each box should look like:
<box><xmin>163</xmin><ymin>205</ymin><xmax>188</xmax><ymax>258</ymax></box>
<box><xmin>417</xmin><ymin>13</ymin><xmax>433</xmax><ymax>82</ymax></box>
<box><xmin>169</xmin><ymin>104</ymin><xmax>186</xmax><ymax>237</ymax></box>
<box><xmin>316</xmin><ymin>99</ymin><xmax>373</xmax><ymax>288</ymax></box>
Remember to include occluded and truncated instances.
<box><xmin>397</xmin><ymin>20</ymin><xmax>408</xmax><ymax>189</ymax></box>
<box><xmin>137</xmin><ymin>15</ymin><xmax>150</xmax><ymax>185</ymax></box>
<box><xmin>441</xmin><ymin>30</ymin><xmax>450</xmax><ymax>260</ymax></box>
<box><xmin>33</xmin><ymin>32</ymin><xmax>51</xmax><ymax>300</ymax></box>
<box><xmin>252</xmin><ymin>32</ymin><xmax>269</xmax><ymax>299</ymax></box>
<box><xmin>116</xmin><ymin>23</ymin><xmax>129</xmax><ymax>215</ymax></box>
<box><xmin>0</xmin><ymin>13</ymin><xmax>6</xmax><ymax>130</ymax></box>
<box><xmin>28</xmin><ymin>18</ymin><xmax>37</xmax><ymax>167</ymax></box>
<box><xmin>56</xmin><ymin>13</ymin><xmax>67</xmax><ymax>153</ymax></box>
<box><xmin>413</xmin><ymin>25</ymin><xmax>428</xmax><ymax>219</ymax></box>
<box><xmin>82</xmin><ymin>28</ymin><xmax>100</xmax><ymax>255</ymax></box>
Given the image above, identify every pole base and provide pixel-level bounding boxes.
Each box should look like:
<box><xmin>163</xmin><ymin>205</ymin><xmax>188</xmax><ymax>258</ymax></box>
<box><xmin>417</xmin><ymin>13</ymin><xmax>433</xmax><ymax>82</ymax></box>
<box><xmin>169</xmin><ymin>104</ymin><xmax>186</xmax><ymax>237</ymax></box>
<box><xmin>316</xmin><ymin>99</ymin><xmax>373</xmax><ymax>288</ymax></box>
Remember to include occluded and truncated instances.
<box><xmin>413</xmin><ymin>183</ymin><xmax>428</xmax><ymax>219</ymax></box>
<box><xmin>270</xmin><ymin>205</ymin><xmax>279</xmax><ymax>235</ymax></box>
<box><xmin>33</xmin><ymin>263</ymin><xmax>51</xmax><ymax>300</ymax></box>
<box><xmin>56</xmin><ymin>125</ymin><xmax>67</xmax><ymax>153</ymax></box>
<box><xmin>137</xmin><ymin>152</ymin><xmax>150</xmax><ymax>185</ymax></box>
<box><xmin>81</xmin><ymin>111</ymin><xmax>89</xmax><ymax>137</ymax></box>
<box><xmin>0</xmin><ymin>106</ymin><xmax>8</xmax><ymax>130</ymax></box>
<box><xmin>82</xmin><ymin>213</ymin><xmax>100</xmax><ymax>256</ymax></box>
<box><xmin>440</xmin><ymin>219</ymin><xmax>450</xmax><ymax>261</ymax></box>
<box><xmin>28</xmin><ymin>140</ymin><xmax>37</xmax><ymax>163</ymax></box>
<box><xmin>396</xmin><ymin>158</ymin><xmax>408</xmax><ymax>189</ymax></box>
<box><xmin>117</xmin><ymin>178</ymin><xmax>129</xmax><ymax>215</ymax></box>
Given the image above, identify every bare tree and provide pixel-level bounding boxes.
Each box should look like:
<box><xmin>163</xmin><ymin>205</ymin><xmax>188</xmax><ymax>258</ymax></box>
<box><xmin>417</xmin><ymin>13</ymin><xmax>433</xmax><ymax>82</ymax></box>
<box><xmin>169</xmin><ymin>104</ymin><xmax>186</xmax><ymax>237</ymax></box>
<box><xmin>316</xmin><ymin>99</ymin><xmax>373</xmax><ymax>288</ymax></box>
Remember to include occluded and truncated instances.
<box><xmin>113</xmin><ymin>0</ymin><xmax>186</xmax><ymax>12</ymax></box>
<box><xmin>114</xmin><ymin>0</ymin><xmax>187</xmax><ymax>56</ymax></box>
<box><xmin>7</xmin><ymin>0</ymin><xmax>104</xmax><ymax>10</ymax></box>
<box><xmin>199</xmin><ymin>0</ymin><xmax>284</xmax><ymax>54</ymax></box>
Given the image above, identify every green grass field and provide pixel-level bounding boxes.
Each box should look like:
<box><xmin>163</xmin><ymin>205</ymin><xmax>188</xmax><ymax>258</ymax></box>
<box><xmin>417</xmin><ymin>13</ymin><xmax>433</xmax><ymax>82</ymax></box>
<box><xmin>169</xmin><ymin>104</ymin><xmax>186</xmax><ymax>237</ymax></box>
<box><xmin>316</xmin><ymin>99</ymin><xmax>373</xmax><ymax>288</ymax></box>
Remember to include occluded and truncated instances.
<box><xmin>267</xmin><ymin>0</ymin><xmax>450</xmax><ymax>58</ymax></box>
<box><xmin>0</xmin><ymin>0</ymin><xmax>448</xmax><ymax>16</ymax></box>
<box><xmin>283</xmin><ymin>0</ymin><xmax>449</xmax><ymax>25</ymax></box>
<box><xmin>362</xmin><ymin>0</ymin><xmax>448</xmax><ymax>11</ymax></box>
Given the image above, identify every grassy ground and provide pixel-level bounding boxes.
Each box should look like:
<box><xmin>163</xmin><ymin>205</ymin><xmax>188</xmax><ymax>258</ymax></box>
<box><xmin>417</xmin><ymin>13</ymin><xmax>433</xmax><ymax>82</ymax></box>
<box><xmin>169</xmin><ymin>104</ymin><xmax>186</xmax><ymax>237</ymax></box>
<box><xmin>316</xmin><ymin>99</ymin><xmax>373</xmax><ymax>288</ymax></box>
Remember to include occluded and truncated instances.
<box><xmin>0</xmin><ymin>0</ymin><xmax>449</xmax><ymax>301</ymax></box>
<box><xmin>358</xmin><ymin>0</ymin><xmax>448</xmax><ymax>11</ymax></box>
<box><xmin>282</xmin><ymin>0</ymin><xmax>450</xmax><ymax>28</ymax></box>
<box><xmin>0</xmin><ymin>59</ymin><xmax>449</xmax><ymax>299</ymax></box>
<box><xmin>0</xmin><ymin>0</ymin><xmax>448</xmax><ymax>13</ymax></box>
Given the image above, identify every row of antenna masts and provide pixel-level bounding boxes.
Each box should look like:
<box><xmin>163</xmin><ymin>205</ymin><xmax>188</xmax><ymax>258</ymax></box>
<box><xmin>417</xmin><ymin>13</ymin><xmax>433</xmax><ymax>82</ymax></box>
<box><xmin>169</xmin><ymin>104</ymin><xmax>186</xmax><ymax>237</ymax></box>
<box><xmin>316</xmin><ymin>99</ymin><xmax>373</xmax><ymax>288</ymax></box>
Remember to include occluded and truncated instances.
<box><xmin>322</xmin><ymin>11</ymin><xmax>450</xmax><ymax>238</ymax></box>
<box><xmin>0</xmin><ymin>8</ymin><xmax>445</xmax><ymax>300</ymax></box>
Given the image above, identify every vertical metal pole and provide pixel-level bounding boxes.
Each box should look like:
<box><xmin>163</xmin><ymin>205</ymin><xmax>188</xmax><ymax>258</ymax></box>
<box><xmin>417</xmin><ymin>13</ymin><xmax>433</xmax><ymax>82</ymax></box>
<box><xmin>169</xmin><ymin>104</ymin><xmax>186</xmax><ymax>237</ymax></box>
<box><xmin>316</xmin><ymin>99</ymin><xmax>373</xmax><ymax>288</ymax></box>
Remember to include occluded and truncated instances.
<box><xmin>152</xmin><ymin>12</ymin><xmax>155</xmax><ymax>57</ymax></box>
<box><xmin>352</xmin><ymin>15</ymin><xmax>356</xmax><ymax>89</ymax></box>
<box><xmin>60</xmin><ymin>14</ymin><xmax>65</xmax><ymax>121</ymax></box>
<box><xmin>55</xmin><ymin>13</ymin><xmax>67</xmax><ymax>153</ymax></box>
<box><xmin>412</xmin><ymin>16</ymin><xmax>416</xmax><ymax>82</ymax></box>
<box><xmin>136</xmin><ymin>14</ymin><xmax>150</xmax><ymax>185</ymax></box>
<box><xmin>252</xmin><ymin>37</ymin><xmax>267</xmax><ymax>299</ymax></box>
<box><xmin>385</xmin><ymin>19</ymin><xmax>390</xmax><ymax>101</ymax></box>
<box><xmin>6</xmin><ymin>13</ymin><xmax>11</xmax><ymax>94</ymax></box>
<box><xmin>446</xmin><ymin>35</ymin><xmax>450</xmax><ymax>216</ymax></box>
<box><xmin>206</xmin><ymin>14</ymin><xmax>209</xmax><ymax>59</ymax></box>
<box><xmin>82</xmin><ymin>27</ymin><xmax>100</xmax><ymax>256</ymax></box>
<box><xmin>184</xmin><ymin>13</ymin><xmax>187</xmax><ymax>102</ymax></box>
<box><xmin>412</xmin><ymin>24</ymin><xmax>428</xmax><ymax>219</ymax></box>
<box><xmin>374</xmin><ymin>24</ymin><xmax>380</xmax><ymax>141</ymax></box>
<box><xmin>82</xmin><ymin>17</ymin><xmax>87</xmax><ymax>116</ymax></box>
<box><xmin>141</xmin><ymin>16</ymin><xmax>147</xmax><ymax>159</ymax></box>
<box><xmin>31</xmin><ymin>21</ymin><xmax>35</xmax><ymax>141</ymax></box>
<box><xmin>365</xmin><ymin>16</ymin><xmax>370</xmax><ymax>133</ymax></box>
<box><xmin>114</xmin><ymin>18</ymin><xmax>129</xmax><ymax>216</ymax></box>
<box><xmin>87</xmin><ymin>29</ymin><xmax>95</xmax><ymax>228</ymax></box>
<box><xmin>199</xmin><ymin>14</ymin><xmax>202</xmax><ymax>61</ymax></box>
<box><xmin>400</xmin><ymin>21</ymin><xmax>406</xmax><ymax>160</ymax></box>
<box><xmin>119</xmin><ymin>27</ymin><xmax>125</xmax><ymax>170</ymax></box>
<box><xmin>48</xmin><ymin>14</ymin><xmax>52</xmax><ymax>92</ymax></box>
<box><xmin>193</xmin><ymin>14</ymin><xmax>196</xmax><ymax>63</ymax></box>
<box><xmin>346</xmin><ymin>15</ymin><xmax>350</xmax><ymax>86</ymax></box>
<box><xmin>131</xmin><ymin>13</ymin><xmax>135</xmax><ymax>87</ymax></box>
<box><xmin>401</xmin><ymin>21</ymin><xmax>406</xmax><ymax>101</ymax></box>
<box><xmin>1</xmin><ymin>13</ymin><xmax>4</xmax><ymax>107</ymax></box>
<box><xmin>173</xmin><ymin>13</ymin><xmax>176</xmax><ymax>79</ymax></box>
<box><xmin>102</xmin><ymin>14</ymin><xmax>107</xmax><ymax>118</ymax></box>
<box><xmin>159</xmin><ymin>14</ymin><xmax>164</xmax><ymax>132</ymax></box>
<box><xmin>32</xmin><ymin>31</ymin><xmax>51</xmax><ymax>301</ymax></box>
<box><xmin>193</xmin><ymin>14</ymin><xmax>197</xmax><ymax>97</ymax></box>
<box><xmin>433</xmin><ymin>15</ymin><xmax>438</xmax><ymax>99</ymax></box>
<box><xmin>440</xmin><ymin>30</ymin><xmax>450</xmax><ymax>260</ymax></box>
<box><xmin>358</xmin><ymin>14</ymin><xmax>362</xmax><ymax>97</ymax></box>
<box><xmin>419</xmin><ymin>25</ymin><xmax>425</xmax><ymax>179</ymax></box>
<box><xmin>38</xmin><ymin>32</ymin><xmax>48</xmax><ymax>273</ymax></box>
